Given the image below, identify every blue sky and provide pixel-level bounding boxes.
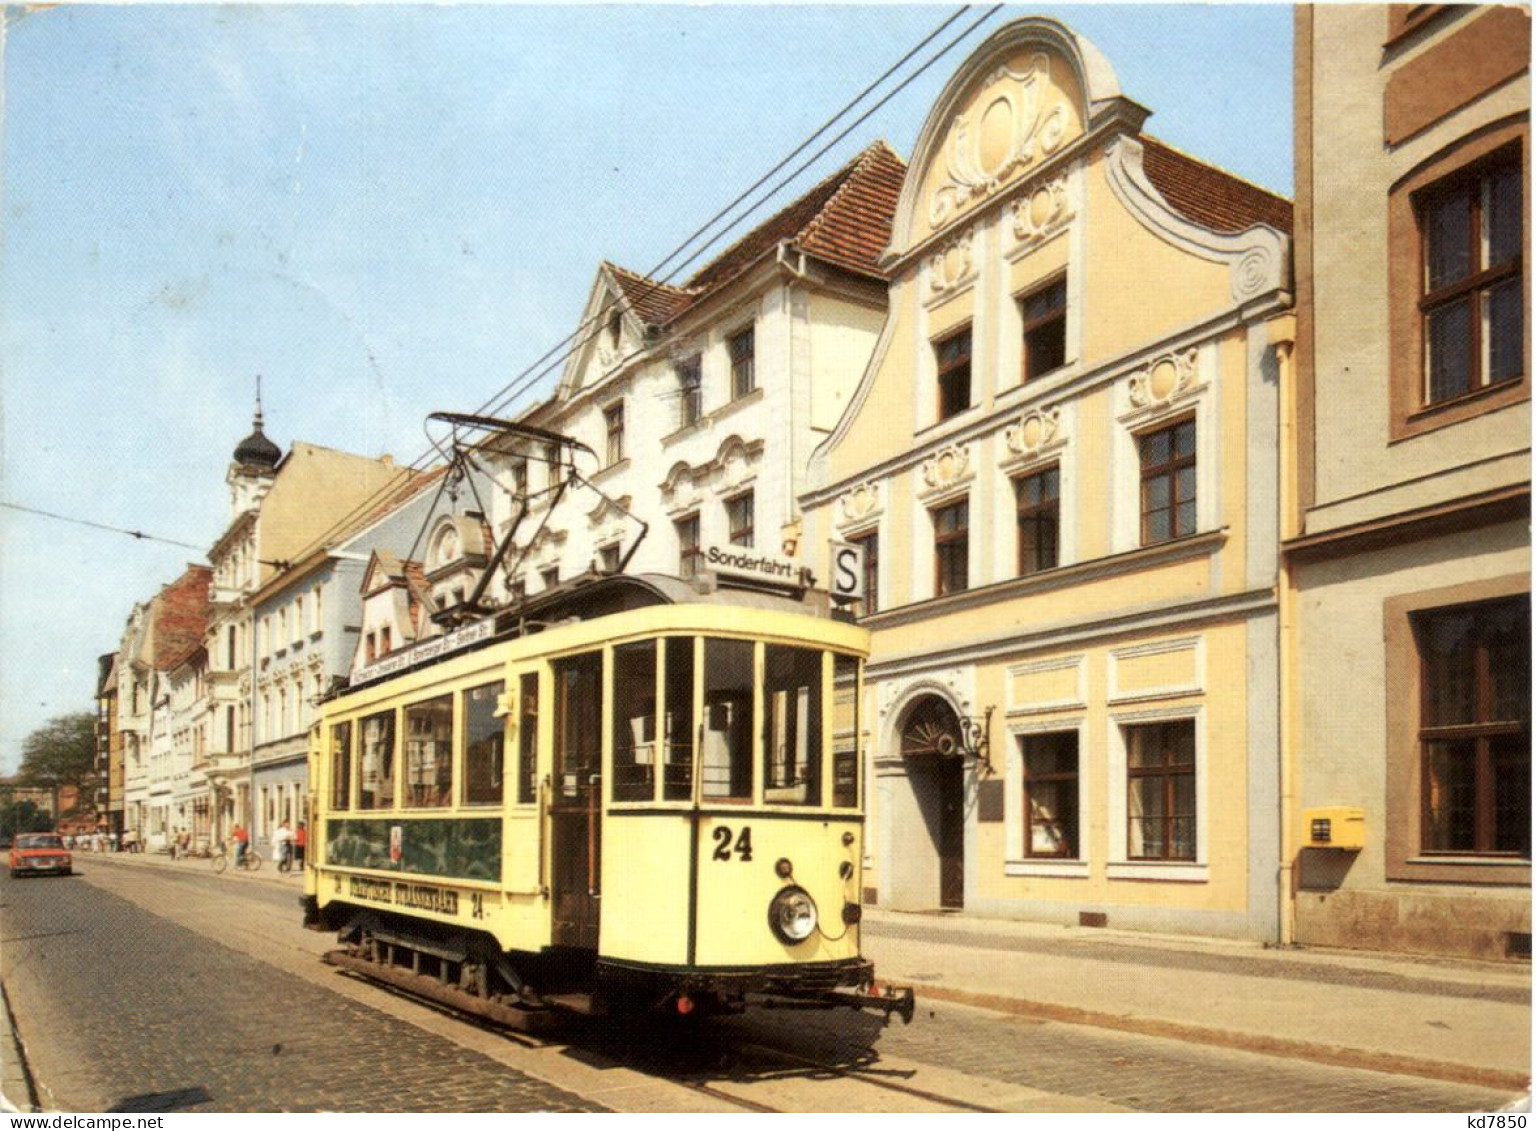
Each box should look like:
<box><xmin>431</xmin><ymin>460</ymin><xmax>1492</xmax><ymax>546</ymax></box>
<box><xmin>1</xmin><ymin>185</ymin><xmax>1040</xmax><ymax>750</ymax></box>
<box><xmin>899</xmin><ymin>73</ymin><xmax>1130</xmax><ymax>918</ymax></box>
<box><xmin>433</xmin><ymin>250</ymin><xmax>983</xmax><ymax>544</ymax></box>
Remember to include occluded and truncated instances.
<box><xmin>0</xmin><ymin>4</ymin><xmax>1292</xmax><ymax>774</ymax></box>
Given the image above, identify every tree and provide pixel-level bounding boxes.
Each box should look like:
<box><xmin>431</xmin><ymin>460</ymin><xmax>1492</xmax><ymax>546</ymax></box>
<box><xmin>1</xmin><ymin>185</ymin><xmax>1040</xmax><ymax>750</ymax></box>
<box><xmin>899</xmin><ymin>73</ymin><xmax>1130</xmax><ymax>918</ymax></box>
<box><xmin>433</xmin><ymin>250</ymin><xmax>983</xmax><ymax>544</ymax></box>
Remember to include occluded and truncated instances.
<box><xmin>19</xmin><ymin>712</ymin><xmax>97</xmax><ymax>821</ymax></box>
<box><xmin>0</xmin><ymin>798</ymin><xmax>53</xmax><ymax>838</ymax></box>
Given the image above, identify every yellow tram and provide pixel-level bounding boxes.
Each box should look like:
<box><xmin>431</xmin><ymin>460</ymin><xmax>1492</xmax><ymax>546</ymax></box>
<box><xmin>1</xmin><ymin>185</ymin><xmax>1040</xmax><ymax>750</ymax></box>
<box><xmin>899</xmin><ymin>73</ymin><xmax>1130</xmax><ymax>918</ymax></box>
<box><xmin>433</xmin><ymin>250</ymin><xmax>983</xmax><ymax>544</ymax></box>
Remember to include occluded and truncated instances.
<box><xmin>302</xmin><ymin>573</ymin><xmax>912</xmax><ymax>1024</ymax></box>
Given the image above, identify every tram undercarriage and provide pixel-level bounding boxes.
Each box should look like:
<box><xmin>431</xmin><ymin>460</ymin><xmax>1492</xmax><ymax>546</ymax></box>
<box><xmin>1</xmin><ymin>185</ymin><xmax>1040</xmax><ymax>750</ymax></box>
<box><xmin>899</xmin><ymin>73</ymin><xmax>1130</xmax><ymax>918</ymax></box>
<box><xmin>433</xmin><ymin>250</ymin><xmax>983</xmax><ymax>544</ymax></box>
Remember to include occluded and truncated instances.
<box><xmin>307</xmin><ymin>898</ymin><xmax>914</xmax><ymax>1029</ymax></box>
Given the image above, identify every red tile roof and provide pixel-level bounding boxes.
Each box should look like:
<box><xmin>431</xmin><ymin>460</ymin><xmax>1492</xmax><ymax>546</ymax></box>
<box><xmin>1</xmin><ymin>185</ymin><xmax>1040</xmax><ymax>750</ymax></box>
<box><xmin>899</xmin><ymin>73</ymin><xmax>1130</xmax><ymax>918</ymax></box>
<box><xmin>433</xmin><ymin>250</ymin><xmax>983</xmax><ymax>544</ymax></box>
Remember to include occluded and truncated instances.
<box><xmin>1141</xmin><ymin>137</ymin><xmax>1293</xmax><ymax>235</ymax></box>
<box><xmin>153</xmin><ymin>565</ymin><xmax>212</xmax><ymax>671</ymax></box>
<box><xmin>608</xmin><ymin>140</ymin><xmax>907</xmax><ymax>328</ymax></box>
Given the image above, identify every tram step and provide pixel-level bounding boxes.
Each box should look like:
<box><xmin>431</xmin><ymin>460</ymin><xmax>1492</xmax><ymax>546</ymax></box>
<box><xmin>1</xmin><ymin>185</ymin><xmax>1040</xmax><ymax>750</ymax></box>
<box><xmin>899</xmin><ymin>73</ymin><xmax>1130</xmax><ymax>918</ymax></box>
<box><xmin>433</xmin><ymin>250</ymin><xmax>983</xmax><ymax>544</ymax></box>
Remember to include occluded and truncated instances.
<box><xmin>543</xmin><ymin>993</ymin><xmax>599</xmax><ymax>1016</ymax></box>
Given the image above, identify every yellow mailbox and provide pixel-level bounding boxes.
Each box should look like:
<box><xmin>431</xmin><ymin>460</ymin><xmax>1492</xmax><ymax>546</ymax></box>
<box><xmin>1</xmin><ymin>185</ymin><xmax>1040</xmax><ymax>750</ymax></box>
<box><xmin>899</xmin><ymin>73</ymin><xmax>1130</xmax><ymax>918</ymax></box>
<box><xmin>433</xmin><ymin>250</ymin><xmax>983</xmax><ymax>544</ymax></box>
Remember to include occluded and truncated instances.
<box><xmin>1304</xmin><ymin>807</ymin><xmax>1365</xmax><ymax>850</ymax></box>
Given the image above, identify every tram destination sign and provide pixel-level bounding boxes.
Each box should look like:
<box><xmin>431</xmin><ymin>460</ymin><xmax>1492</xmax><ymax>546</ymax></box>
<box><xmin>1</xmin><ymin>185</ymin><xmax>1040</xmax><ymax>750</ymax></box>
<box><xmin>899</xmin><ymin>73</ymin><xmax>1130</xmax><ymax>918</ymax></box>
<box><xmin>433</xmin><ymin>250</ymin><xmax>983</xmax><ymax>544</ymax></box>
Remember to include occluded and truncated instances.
<box><xmin>352</xmin><ymin>618</ymin><xmax>495</xmax><ymax>686</ymax></box>
<box><xmin>706</xmin><ymin>543</ymin><xmax>815</xmax><ymax>588</ymax></box>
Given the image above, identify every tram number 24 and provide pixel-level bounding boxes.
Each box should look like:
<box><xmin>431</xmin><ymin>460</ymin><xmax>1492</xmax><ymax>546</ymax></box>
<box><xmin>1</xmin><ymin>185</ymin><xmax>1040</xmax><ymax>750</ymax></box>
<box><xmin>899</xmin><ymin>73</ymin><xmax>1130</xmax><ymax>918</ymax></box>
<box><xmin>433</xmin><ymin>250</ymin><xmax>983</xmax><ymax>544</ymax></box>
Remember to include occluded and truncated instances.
<box><xmin>711</xmin><ymin>826</ymin><xmax>753</xmax><ymax>862</ymax></box>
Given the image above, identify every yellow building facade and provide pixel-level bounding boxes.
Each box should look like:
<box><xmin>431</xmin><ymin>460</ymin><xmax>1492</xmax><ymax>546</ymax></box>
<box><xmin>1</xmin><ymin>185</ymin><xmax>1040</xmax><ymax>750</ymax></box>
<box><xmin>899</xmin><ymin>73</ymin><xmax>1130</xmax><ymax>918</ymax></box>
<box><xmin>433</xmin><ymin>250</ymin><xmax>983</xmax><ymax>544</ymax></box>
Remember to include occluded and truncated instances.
<box><xmin>800</xmin><ymin>19</ymin><xmax>1294</xmax><ymax>939</ymax></box>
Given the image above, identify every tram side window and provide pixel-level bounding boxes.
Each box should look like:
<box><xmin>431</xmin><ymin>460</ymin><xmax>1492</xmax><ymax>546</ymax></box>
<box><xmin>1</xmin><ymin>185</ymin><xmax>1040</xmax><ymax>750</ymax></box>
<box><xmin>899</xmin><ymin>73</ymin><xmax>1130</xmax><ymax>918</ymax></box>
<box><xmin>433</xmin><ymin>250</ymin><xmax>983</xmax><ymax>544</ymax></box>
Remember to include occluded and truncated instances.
<box><xmin>554</xmin><ymin>653</ymin><xmax>604</xmax><ymax>801</ymax></box>
<box><xmin>702</xmin><ymin>638</ymin><xmax>754</xmax><ymax>801</ymax></box>
<box><xmin>833</xmin><ymin>654</ymin><xmax>859</xmax><ymax>808</ymax></box>
<box><xmin>463</xmin><ymin>681</ymin><xmax>504</xmax><ymax>806</ymax></box>
<box><xmin>331</xmin><ymin>721</ymin><xmax>352</xmax><ymax>811</ymax></box>
<box><xmin>613</xmin><ymin>641</ymin><xmax>658</xmax><ymax>802</ymax></box>
<box><xmin>518</xmin><ymin>673</ymin><xmax>538</xmax><ymax>804</ymax></box>
<box><xmin>664</xmin><ymin>637</ymin><xmax>695</xmax><ymax>801</ymax></box>
<box><xmin>358</xmin><ymin>709</ymin><xmax>397</xmax><ymax>810</ymax></box>
<box><xmin>763</xmin><ymin>645</ymin><xmax>823</xmax><ymax>806</ymax></box>
<box><xmin>404</xmin><ymin>695</ymin><xmax>454</xmax><ymax>808</ymax></box>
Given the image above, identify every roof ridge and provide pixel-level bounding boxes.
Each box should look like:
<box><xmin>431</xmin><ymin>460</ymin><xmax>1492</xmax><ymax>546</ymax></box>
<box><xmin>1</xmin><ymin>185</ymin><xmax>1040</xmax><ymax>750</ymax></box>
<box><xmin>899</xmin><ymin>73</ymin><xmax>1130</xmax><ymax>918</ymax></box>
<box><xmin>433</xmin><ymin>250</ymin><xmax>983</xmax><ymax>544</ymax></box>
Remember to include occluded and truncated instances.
<box><xmin>602</xmin><ymin>260</ymin><xmax>696</xmax><ymax>295</ymax></box>
<box><xmin>680</xmin><ymin>141</ymin><xmax>880</xmax><ymax>290</ymax></box>
<box><xmin>793</xmin><ymin>139</ymin><xmax>906</xmax><ymax>258</ymax></box>
<box><xmin>1141</xmin><ymin>134</ymin><xmax>1291</xmax><ymax>204</ymax></box>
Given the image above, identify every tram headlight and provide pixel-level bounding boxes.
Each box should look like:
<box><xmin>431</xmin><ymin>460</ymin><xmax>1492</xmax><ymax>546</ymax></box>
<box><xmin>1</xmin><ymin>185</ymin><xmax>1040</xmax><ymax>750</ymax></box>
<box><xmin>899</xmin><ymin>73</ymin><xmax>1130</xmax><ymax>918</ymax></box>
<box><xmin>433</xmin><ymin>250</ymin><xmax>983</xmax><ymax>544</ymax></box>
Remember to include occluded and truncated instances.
<box><xmin>767</xmin><ymin>885</ymin><xmax>818</xmax><ymax>945</ymax></box>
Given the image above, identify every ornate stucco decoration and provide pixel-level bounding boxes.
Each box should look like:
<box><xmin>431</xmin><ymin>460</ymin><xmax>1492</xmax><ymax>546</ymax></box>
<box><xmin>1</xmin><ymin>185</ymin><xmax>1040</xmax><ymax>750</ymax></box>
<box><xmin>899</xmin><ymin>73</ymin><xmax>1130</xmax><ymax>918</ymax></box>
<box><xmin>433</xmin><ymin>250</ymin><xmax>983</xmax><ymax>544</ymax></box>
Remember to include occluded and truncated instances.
<box><xmin>659</xmin><ymin>461</ymin><xmax>699</xmax><ymax>515</ymax></box>
<box><xmin>1010</xmin><ymin>175</ymin><xmax>1072</xmax><ymax>252</ymax></box>
<box><xmin>527</xmin><ymin>527</ymin><xmax>568</xmax><ymax>566</ymax></box>
<box><xmin>1128</xmin><ymin>349</ymin><xmax>1199</xmax><ymax>410</ymax></box>
<box><xmin>836</xmin><ymin>482</ymin><xmax>883</xmax><ymax>532</ymax></box>
<box><xmin>1103</xmin><ymin>136</ymin><xmax>1289</xmax><ymax>306</ymax></box>
<box><xmin>586</xmin><ymin>494</ymin><xmax>632</xmax><ymax>527</ymax></box>
<box><xmin>927</xmin><ymin>227</ymin><xmax>978</xmax><ymax>302</ymax></box>
<box><xmin>929</xmin><ymin>54</ymin><xmax>1069</xmax><ymax>230</ymax></box>
<box><xmin>918</xmin><ymin>443</ymin><xmax>974</xmax><ymax>500</ymax></box>
<box><xmin>1001</xmin><ymin>406</ymin><xmax>1065</xmax><ymax>468</ymax></box>
<box><xmin>717</xmin><ymin>435</ymin><xmax>761</xmax><ymax>494</ymax></box>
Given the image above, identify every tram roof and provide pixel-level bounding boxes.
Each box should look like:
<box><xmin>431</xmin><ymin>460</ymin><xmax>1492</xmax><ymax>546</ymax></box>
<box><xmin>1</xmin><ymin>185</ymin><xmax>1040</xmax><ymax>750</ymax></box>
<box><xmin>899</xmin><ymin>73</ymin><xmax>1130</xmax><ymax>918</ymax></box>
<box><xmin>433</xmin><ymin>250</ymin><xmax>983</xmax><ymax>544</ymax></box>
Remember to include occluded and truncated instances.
<box><xmin>501</xmin><ymin>571</ymin><xmax>843</xmax><ymax>626</ymax></box>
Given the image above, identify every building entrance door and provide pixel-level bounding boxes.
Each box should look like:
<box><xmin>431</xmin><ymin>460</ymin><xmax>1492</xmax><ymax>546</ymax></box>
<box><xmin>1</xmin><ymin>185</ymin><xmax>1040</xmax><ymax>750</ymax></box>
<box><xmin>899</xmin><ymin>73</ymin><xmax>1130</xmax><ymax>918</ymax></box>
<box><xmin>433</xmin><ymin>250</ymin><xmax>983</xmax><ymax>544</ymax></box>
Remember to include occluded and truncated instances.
<box><xmin>900</xmin><ymin>694</ymin><xmax>967</xmax><ymax>911</ymax></box>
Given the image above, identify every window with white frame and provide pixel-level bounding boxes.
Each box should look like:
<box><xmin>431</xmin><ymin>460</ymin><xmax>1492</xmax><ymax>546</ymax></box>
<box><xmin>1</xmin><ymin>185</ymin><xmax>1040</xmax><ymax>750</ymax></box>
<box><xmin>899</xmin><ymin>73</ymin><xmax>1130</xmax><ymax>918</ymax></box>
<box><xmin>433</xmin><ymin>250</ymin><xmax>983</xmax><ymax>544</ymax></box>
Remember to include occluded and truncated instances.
<box><xmin>1021</xmin><ymin>730</ymin><xmax>1079</xmax><ymax>857</ymax></box>
<box><xmin>1125</xmin><ymin>719</ymin><xmax>1197</xmax><ymax>861</ymax></box>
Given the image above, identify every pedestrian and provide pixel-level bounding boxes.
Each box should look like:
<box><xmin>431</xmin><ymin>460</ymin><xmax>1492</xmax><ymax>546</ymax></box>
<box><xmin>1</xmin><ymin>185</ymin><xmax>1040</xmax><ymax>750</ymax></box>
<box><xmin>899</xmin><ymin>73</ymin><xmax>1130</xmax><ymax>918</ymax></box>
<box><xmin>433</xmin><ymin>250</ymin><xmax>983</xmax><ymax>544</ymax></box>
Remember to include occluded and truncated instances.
<box><xmin>231</xmin><ymin>823</ymin><xmax>249</xmax><ymax>867</ymax></box>
<box><xmin>109</xmin><ymin>832</ymin><xmax>119</xmax><ymax>853</ymax></box>
<box><xmin>271</xmin><ymin>820</ymin><xmax>293</xmax><ymax>870</ymax></box>
<box><xmin>179</xmin><ymin>830</ymin><xmax>190</xmax><ymax>858</ymax></box>
<box><xmin>169</xmin><ymin>829</ymin><xmax>178</xmax><ymax>859</ymax></box>
<box><xmin>294</xmin><ymin>821</ymin><xmax>307</xmax><ymax>869</ymax></box>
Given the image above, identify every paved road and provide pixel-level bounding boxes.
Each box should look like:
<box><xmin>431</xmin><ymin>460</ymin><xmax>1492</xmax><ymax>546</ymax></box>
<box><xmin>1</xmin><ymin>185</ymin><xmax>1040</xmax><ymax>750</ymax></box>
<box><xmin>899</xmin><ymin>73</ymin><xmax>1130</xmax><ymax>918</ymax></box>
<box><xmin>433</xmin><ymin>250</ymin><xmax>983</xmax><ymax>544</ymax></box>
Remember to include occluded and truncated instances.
<box><xmin>0</xmin><ymin>870</ymin><xmax>600</xmax><ymax>1112</ymax></box>
<box><xmin>0</xmin><ymin>862</ymin><xmax>1517</xmax><ymax>1113</ymax></box>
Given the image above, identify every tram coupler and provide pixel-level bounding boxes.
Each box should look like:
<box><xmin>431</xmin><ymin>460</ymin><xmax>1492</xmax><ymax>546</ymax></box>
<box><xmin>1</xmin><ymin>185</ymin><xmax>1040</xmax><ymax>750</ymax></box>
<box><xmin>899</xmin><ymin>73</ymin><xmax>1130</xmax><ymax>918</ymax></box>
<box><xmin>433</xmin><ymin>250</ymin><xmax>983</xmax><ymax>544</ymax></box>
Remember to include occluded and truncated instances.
<box><xmin>839</xmin><ymin>982</ymin><xmax>916</xmax><ymax>1025</ymax></box>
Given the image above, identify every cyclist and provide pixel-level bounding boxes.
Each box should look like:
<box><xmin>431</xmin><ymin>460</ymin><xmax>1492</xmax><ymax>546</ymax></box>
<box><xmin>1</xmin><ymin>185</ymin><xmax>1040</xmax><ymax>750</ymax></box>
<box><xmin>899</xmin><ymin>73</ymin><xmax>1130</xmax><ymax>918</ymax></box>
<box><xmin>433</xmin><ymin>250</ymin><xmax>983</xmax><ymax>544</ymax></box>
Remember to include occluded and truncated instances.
<box><xmin>231</xmin><ymin>823</ymin><xmax>250</xmax><ymax>868</ymax></box>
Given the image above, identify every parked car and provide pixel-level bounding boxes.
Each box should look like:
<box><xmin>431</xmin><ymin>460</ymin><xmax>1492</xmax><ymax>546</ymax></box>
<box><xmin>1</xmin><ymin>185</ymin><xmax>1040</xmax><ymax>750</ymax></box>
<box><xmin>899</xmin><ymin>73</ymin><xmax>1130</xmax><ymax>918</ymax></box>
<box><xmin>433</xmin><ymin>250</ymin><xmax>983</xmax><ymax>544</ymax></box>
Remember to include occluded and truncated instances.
<box><xmin>9</xmin><ymin>833</ymin><xmax>72</xmax><ymax>877</ymax></box>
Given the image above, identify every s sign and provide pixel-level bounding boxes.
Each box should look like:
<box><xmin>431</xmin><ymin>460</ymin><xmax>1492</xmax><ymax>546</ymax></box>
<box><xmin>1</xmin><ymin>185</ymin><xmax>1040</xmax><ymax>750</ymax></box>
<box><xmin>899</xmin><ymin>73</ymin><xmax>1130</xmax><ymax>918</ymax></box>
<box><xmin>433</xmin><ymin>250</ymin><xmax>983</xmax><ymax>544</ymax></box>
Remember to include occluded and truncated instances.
<box><xmin>829</xmin><ymin>541</ymin><xmax>864</xmax><ymax>602</ymax></box>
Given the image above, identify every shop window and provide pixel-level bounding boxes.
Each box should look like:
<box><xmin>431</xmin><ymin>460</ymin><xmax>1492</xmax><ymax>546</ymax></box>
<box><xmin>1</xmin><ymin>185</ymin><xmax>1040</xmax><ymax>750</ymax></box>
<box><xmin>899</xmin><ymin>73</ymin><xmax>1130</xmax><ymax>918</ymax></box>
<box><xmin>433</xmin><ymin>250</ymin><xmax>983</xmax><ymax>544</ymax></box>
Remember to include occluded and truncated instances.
<box><xmin>933</xmin><ymin>500</ymin><xmax>969</xmax><ymax>597</ymax></box>
<box><xmin>358</xmin><ymin>709</ymin><xmax>396</xmax><ymax>811</ymax></box>
<box><xmin>1416</xmin><ymin>597</ymin><xmax>1530</xmax><ymax>856</ymax></box>
<box><xmin>1020</xmin><ymin>277</ymin><xmax>1067</xmax><ymax>382</ymax></box>
<box><xmin>1125</xmin><ymin>721</ymin><xmax>1196</xmax><ymax>861</ymax></box>
<box><xmin>1015</xmin><ymin>466</ymin><xmax>1060</xmax><ymax>575</ymax></box>
<box><xmin>1139</xmin><ymin>418</ymin><xmax>1197</xmax><ymax>545</ymax></box>
<box><xmin>1022</xmin><ymin>731</ymin><xmax>1079</xmax><ymax>857</ymax></box>
<box><xmin>613</xmin><ymin>641</ymin><xmax>658</xmax><ymax>802</ymax></box>
<box><xmin>729</xmin><ymin>324</ymin><xmax>756</xmax><ymax>399</ymax></box>
<box><xmin>935</xmin><ymin>326</ymin><xmax>972</xmax><ymax>421</ymax></box>
<box><xmin>763</xmin><ymin>645</ymin><xmax>822</xmax><ymax>806</ymax></box>
<box><xmin>702</xmin><ymin>638</ymin><xmax>754</xmax><ymax>801</ymax></box>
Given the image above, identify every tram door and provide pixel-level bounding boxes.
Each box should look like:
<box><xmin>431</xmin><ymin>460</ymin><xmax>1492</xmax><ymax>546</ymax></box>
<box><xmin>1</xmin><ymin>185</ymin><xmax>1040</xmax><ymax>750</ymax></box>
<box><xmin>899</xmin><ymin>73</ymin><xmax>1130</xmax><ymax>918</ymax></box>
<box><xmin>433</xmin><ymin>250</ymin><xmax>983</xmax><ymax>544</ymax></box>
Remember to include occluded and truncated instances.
<box><xmin>551</xmin><ymin>652</ymin><xmax>603</xmax><ymax>949</ymax></box>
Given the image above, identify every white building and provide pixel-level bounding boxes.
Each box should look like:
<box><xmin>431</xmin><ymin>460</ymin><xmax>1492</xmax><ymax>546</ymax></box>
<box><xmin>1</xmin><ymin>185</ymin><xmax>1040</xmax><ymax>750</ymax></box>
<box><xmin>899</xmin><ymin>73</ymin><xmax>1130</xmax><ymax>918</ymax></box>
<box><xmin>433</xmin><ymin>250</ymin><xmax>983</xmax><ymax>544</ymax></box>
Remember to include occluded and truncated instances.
<box><xmin>485</xmin><ymin>142</ymin><xmax>906</xmax><ymax>592</ymax></box>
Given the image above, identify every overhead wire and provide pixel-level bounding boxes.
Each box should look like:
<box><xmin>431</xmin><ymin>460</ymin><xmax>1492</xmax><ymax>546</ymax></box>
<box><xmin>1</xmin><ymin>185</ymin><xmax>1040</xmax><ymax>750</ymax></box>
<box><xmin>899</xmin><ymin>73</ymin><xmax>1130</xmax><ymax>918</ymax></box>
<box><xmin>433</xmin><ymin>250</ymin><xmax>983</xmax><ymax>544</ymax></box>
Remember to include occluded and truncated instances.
<box><xmin>272</xmin><ymin>5</ymin><xmax>1000</xmax><ymax>570</ymax></box>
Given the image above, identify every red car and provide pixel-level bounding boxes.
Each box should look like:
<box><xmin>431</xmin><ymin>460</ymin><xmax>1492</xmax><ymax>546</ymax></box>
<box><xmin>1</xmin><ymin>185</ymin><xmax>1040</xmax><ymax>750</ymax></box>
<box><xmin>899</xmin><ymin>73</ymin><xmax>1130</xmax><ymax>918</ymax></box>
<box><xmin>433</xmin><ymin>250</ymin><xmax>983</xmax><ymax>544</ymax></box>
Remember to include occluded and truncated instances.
<box><xmin>9</xmin><ymin>833</ymin><xmax>73</xmax><ymax>877</ymax></box>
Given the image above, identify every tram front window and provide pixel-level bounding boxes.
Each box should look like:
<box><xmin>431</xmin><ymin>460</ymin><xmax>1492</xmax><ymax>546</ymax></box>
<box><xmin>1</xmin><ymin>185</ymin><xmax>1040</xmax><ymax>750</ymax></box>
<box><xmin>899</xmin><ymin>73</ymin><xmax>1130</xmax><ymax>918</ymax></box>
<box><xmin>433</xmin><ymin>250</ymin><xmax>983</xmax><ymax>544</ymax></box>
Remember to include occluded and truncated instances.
<box><xmin>663</xmin><ymin>637</ymin><xmax>695</xmax><ymax>801</ymax></box>
<box><xmin>703</xmin><ymin>638</ymin><xmax>754</xmax><ymax>801</ymax></box>
<box><xmin>764</xmin><ymin>645</ymin><xmax>823</xmax><ymax>806</ymax></box>
<box><xmin>833</xmin><ymin>654</ymin><xmax>860</xmax><ymax>808</ymax></box>
<box><xmin>358</xmin><ymin>709</ymin><xmax>396</xmax><ymax>810</ymax></box>
<box><xmin>613</xmin><ymin>642</ymin><xmax>657</xmax><ymax>801</ymax></box>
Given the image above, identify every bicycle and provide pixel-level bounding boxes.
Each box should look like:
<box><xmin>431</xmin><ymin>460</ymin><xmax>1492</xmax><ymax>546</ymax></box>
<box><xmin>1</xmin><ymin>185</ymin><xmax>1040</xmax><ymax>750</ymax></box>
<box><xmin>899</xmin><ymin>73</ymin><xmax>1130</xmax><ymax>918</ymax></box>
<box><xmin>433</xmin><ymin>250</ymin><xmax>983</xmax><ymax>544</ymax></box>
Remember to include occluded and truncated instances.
<box><xmin>211</xmin><ymin>841</ymin><xmax>261</xmax><ymax>874</ymax></box>
<box><xmin>276</xmin><ymin>842</ymin><xmax>294</xmax><ymax>874</ymax></box>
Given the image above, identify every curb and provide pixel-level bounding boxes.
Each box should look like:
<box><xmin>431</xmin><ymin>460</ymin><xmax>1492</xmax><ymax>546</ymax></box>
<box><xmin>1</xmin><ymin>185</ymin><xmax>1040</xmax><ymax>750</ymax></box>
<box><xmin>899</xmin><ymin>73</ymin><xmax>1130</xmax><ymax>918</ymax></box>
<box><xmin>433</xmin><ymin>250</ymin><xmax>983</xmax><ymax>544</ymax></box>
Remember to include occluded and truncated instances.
<box><xmin>916</xmin><ymin>984</ymin><xmax>1531</xmax><ymax>1094</ymax></box>
<box><xmin>0</xmin><ymin>982</ymin><xmax>38</xmax><ymax>1113</ymax></box>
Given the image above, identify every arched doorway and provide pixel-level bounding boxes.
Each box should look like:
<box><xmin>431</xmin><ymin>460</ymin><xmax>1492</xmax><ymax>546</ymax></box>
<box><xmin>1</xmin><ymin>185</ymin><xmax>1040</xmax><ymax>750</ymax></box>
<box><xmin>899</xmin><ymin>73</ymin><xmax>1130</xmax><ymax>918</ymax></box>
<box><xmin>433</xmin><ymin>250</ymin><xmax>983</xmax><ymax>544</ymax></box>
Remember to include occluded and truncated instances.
<box><xmin>900</xmin><ymin>695</ymin><xmax>967</xmax><ymax>909</ymax></box>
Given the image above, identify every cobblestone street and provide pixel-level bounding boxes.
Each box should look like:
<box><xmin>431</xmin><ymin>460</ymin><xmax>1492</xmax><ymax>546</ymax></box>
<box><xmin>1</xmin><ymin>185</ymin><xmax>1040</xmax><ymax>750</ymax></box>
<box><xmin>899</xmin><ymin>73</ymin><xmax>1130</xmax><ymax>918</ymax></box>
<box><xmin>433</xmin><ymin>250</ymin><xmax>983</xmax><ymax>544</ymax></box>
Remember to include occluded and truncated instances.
<box><xmin>0</xmin><ymin>860</ymin><xmax>1521</xmax><ymax>1113</ymax></box>
<box><xmin>0</xmin><ymin>869</ymin><xmax>601</xmax><ymax>1112</ymax></box>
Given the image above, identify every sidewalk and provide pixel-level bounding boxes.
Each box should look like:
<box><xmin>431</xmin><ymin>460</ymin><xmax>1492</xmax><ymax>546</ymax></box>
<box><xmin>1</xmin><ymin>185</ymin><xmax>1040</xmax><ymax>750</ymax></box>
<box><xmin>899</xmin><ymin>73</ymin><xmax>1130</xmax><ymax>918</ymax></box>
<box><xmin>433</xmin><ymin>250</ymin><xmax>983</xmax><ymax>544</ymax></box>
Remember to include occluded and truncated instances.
<box><xmin>862</xmin><ymin>907</ymin><xmax>1531</xmax><ymax>1095</ymax></box>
